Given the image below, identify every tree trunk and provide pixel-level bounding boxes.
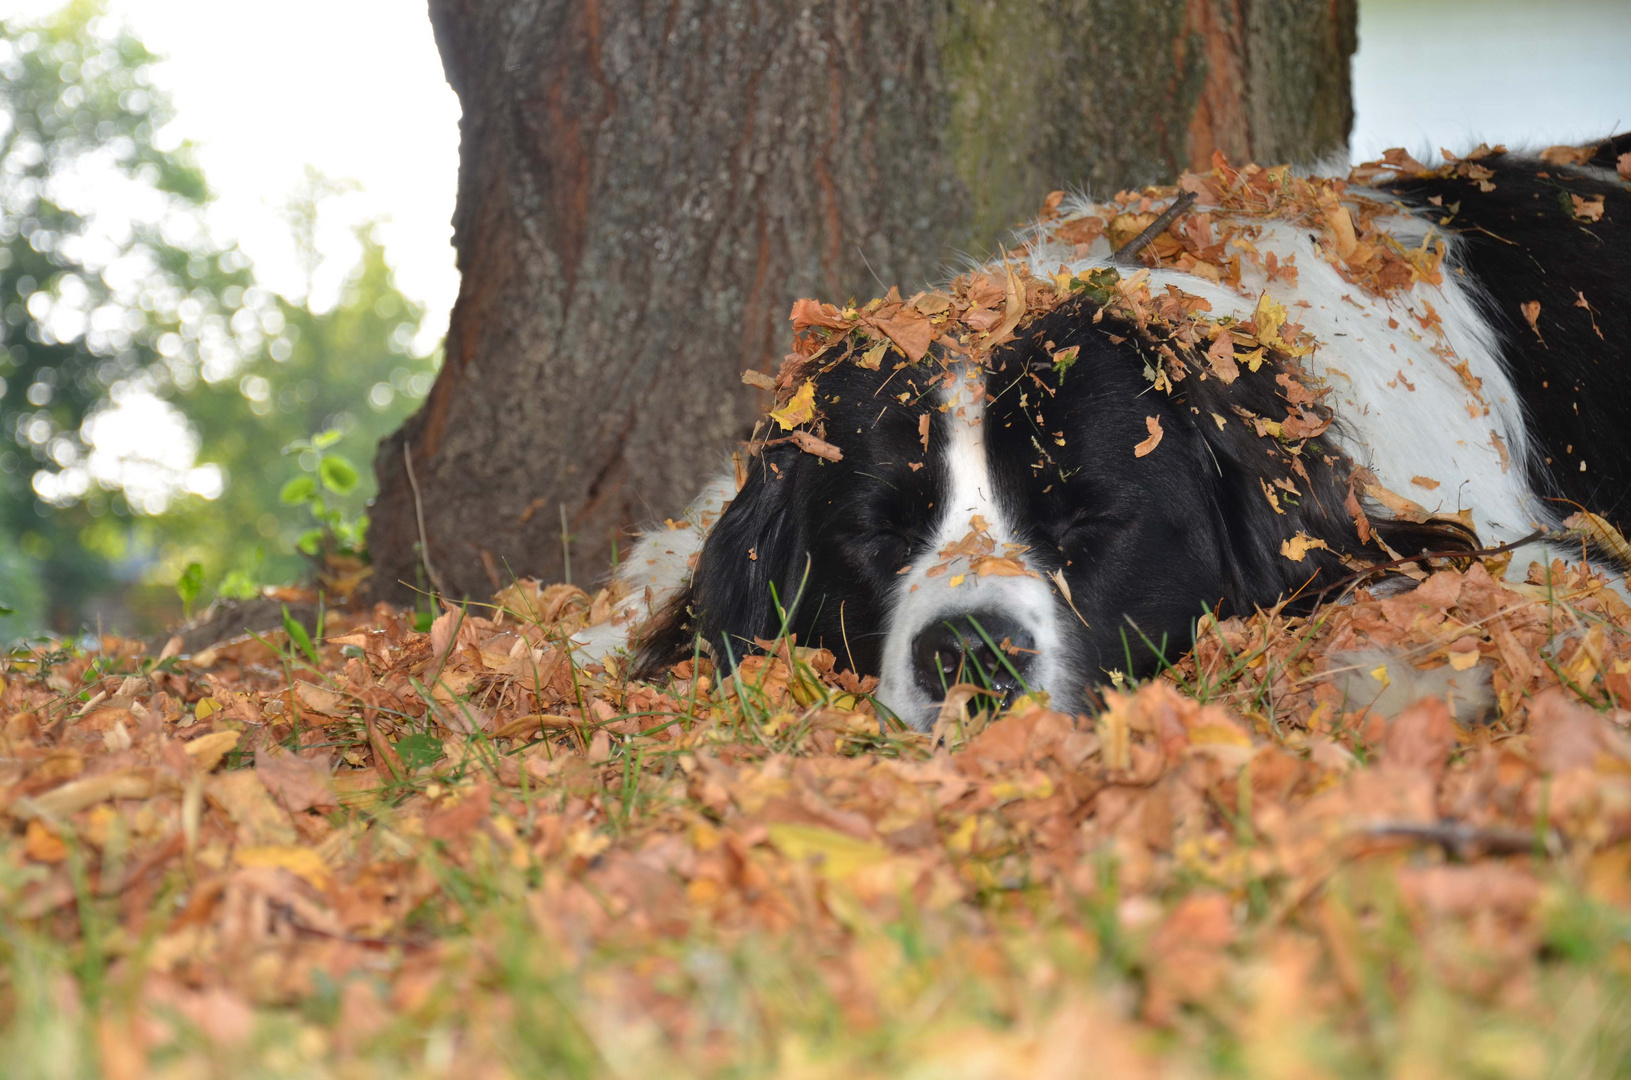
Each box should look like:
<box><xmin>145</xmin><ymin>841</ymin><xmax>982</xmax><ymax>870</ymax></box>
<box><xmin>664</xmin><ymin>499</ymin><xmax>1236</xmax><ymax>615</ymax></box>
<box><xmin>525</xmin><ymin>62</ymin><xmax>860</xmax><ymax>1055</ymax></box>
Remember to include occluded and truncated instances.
<box><xmin>369</xmin><ymin>0</ymin><xmax>1357</xmax><ymax>604</ymax></box>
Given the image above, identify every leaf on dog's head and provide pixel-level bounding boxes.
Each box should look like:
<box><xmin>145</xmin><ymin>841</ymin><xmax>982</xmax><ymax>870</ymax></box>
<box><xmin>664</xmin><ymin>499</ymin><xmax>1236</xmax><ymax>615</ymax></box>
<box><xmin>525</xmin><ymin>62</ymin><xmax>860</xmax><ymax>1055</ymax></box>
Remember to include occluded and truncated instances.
<box><xmin>770</xmin><ymin>380</ymin><xmax>817</xmax><ymax>430</ymax></box>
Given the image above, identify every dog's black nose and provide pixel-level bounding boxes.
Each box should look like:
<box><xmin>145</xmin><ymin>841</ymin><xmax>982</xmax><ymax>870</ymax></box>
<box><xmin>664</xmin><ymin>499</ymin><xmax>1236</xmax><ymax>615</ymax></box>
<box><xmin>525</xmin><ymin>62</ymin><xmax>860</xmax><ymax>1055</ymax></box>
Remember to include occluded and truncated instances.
<box><xmin>911</xmin><ymin>611</ymin><xmax>1036</xmax><ymax>703</ymax></box>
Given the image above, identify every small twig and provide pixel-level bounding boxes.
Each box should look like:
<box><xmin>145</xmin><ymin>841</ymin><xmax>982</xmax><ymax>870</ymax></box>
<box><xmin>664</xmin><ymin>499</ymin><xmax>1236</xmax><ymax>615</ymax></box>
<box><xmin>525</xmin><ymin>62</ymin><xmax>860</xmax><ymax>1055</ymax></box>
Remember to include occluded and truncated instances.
<box><xmin>402</xmin><ymin>444</ymin><xmax>449</xmax><ymax>600</ymax></box>
<box><xmin>1112</xmin><ymin>190</ymin><xmax>1198</xmax><ymax>266</ymax></box>
<box><xmin>1364</xmin><ymin>820</ymin><xmax>1545</xmax><ymax>858</ymax></box>
<box><xmin>559</xmin><ymin>502</ymin><xmax>572</xmax><ymax>586</ymax></box>
<box><xmin>1307</xmin><ymin>528</ymin><xmax>1546</xmax><ymax>609</ymax></box>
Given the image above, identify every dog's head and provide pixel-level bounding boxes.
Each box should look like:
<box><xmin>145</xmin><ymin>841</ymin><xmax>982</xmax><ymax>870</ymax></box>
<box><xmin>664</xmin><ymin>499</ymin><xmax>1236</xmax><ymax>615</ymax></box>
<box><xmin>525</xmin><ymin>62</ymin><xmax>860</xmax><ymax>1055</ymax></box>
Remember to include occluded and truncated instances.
<box><xmin>635</xmin><ymin>296</ymin><xmax>1472</xmax><ymax>729</ymax></box>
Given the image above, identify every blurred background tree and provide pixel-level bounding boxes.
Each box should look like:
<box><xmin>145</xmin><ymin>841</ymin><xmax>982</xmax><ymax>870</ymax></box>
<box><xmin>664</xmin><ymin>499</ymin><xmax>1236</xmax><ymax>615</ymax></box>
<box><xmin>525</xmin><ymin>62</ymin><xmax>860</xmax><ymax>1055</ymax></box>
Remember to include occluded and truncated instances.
<box><xmin>0</xmin><ymin>1</ymin><xmax>439</xmax><ymax>642</ymax></box>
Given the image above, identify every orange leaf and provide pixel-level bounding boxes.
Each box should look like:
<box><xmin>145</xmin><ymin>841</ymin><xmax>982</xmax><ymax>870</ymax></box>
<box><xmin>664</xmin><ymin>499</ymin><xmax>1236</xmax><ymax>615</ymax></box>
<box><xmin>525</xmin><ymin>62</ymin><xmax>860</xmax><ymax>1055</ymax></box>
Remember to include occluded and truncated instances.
<box><xmin>1133</xmin><ymin>416</ymin><xmax>1164</xmax><ymax>458</ymax></box>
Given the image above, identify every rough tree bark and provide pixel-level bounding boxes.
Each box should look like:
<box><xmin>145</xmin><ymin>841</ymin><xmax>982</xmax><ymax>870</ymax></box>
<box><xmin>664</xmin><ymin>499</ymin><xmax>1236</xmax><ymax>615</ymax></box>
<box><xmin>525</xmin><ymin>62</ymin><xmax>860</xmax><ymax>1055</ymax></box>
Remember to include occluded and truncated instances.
<box><xmin>370</xmin><ymin>0</ymin><xmax>1357</xmax><ymax>603</ymax></box>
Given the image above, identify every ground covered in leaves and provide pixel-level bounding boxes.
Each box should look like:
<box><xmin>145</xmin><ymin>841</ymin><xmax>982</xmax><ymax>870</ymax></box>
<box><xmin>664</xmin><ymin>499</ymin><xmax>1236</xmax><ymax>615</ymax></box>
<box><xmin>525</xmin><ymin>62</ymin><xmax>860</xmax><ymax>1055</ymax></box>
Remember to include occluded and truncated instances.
<box><xmin>3</xmin><ymin>551</ymin><xmax>1631</xmax><ymax>1078</ymax></box>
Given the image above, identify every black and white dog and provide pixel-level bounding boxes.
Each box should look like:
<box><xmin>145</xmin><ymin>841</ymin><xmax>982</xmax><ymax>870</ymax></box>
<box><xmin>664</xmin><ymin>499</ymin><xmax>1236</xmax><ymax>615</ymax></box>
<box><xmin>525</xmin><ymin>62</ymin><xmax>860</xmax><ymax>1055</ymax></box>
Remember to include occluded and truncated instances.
<box><xmin>579</xmin><ymin>138</ymin><xmax>1629</xmax><ymax>730</ymax></box>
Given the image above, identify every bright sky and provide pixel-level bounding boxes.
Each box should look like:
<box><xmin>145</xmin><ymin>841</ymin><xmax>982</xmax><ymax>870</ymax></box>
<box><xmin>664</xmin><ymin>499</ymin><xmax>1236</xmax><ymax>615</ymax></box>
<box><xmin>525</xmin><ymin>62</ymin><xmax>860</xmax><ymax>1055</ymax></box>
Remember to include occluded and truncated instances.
<box><xmin>1353</xmin><ymin>0</ymin><xmax>1631</xmax><ymax>163</ymax></box>
<box><xmin>3</xmin><ymin>0</ymin><xmax>461</xmax><ymax>344</ymax></box>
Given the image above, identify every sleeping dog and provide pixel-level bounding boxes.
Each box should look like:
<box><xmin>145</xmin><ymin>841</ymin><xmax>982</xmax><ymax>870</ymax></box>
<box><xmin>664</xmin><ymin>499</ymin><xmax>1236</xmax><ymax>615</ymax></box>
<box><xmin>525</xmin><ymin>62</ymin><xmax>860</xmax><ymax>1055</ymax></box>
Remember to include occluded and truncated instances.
<box><xmin>578</xmin><ymin>138</ymin><xmax>1630</xmax><ymax>731</ymax></box>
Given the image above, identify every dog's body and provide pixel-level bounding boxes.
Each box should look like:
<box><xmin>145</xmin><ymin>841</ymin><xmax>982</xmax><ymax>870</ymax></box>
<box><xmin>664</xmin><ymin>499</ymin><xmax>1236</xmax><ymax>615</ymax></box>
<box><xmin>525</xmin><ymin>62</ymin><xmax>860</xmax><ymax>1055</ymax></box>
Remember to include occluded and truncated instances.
<box><xmin>578</xmin><ymin>139</ymin><xmax>1631</xmax><ymax>730</ymax></box>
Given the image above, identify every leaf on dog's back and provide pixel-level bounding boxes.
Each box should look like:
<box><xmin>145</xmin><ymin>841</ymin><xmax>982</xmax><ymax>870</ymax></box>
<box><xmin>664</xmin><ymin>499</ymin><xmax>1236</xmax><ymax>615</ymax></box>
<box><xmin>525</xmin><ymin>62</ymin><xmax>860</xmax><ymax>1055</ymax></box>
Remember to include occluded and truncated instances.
<box><xmin>1280</xmin><ymin>532</ymin><xmax>1329</xmax><ymax>562</ymax></box>
<box><xmin>1133</xmin><ymin>416</ymin><xmax>1163</xmax><ymax>457</ymax></box>
<box><xmin>869</xmin><ymin>307</ymin><xmax>934</xmax><ymax>361</ymax></box>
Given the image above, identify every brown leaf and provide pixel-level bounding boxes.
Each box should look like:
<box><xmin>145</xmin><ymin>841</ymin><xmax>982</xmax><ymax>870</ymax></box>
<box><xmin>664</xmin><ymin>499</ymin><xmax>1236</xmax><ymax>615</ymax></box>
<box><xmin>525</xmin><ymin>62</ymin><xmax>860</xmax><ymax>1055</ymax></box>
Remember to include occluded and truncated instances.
<box><xmin>255</xmin><ymin>746</ymin><xmax>337</xmax><ymax>813</ymax></box>
<box><xmin>1519</xmin><ymin>300</ymin><xmax>1543</xmax><ymax>341</ymax></box>
<box><xmin>425</xmin><ymin>783</ymin><xmax>492</xmax><ymax>843</ymax></box>
<box><xmin>208</xmin><ymin>770</ymin><xmax>298</xmax><ymax>846</ymax></box>
<box><xmin>1569</xmin><ymin>194</ymin><xmax>1605</xmax><ymax>223</ymax></box>
<box><xmin>1205</xmin><ymin>333</ymin><xmax>1239</xmax><ymax>383</ymax></box>
<box><xmin>294</xmin><ymin>680</ymin><xmax>346</xmax><ymax>717</ymax></box>
<box><xmin>1528</xmin><ymin>688</ymin><xmax>1616</xmax><ymax>773</ymax></box>
<box><xmin>1538</xmin><ymin>144</ymin><xmax>1593</xmax><ymax>166</ymax></box>
<box><xmin>1382</xmin><ymin>697</ymin><xmax>1455</xmax><ymax>779</ymax></box>
<box><xmin>1133</xmin><ymin>416</ymin><xmax>1163</xmax><ymax>457</ymax></box>
<box><xmin>868</xmin><ymin>306</ymin><xmax>935</xmax><ymax>362</ymax></box>
<box><xmin>1400</xmin><ymin>863</ymin><xmax>1540</xmax><ymax>918</ymax></box>
<box><xmin>788</xmin><ymin>297</ymin><xmax>850</xmax><ymax>332</ymax></box>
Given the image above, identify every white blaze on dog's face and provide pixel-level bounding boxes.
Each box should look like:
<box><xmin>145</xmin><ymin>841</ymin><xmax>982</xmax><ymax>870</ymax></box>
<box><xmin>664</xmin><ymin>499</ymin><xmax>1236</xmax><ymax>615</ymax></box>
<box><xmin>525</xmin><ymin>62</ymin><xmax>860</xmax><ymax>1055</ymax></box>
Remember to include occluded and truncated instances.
<box><xmin>875</xmin><ymin>366</ymin><xmax>1067</xmax><ymax>730</ymax></box>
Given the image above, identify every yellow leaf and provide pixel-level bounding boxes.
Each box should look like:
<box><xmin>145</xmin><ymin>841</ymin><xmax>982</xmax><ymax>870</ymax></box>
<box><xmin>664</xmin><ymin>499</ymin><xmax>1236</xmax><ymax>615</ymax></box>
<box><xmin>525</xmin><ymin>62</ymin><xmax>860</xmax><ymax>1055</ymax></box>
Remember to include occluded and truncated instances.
<box><xmin>1187</xmin><ymin>717</ymin><xmax>1252</xmax><ymax>747</ymax></box>
<box><xmin>858</xmin><ymin>341</ymin><xmax>888</xmax><ymax>370</ymax></box>
<box><xmin>1253</xmin><ymin>292</ymin><xmax>1287</xmax><ymax>347</ymax></box>
<box><xmin>234</xmin><ymin>845</ymin><xmax>332</xmax><ymax>889</ymax></box>
<box><xmin>769</xmin><ymin>380</ymin><xmax>817</xmax><ymax>430</ymax></box>
<box><xmin>1448</xmin><ymin>649</ymin><xmax>1480</xmax><ymax>672</ymax></box>
<box><xmin>991</xmin><ymin>774</ymin><xmax>1055</xmax><ymax>803</ymax></box>
<box><xmin>194</xmin><ymin>696</ymin><xmax>224</xmax><ymax>719</ymax></box>
<box><xmin>767</xmin><ymin>823</ymin><xmax>890</xmax><ymax>881</ymax></box>
<box><xmin>1370</xmin><ymin>664</ymin><xmax>1392</xmax><ymax>689</ymax></box>
<box><xmin>1280</xmin><ymin>532</ymin><xmax>1330</xmax><ymax>562</ymax></box>
<box><xmin>183</xmin><ymin>730</ymin><xmax>241</xmax><ymax>772</ymax></box>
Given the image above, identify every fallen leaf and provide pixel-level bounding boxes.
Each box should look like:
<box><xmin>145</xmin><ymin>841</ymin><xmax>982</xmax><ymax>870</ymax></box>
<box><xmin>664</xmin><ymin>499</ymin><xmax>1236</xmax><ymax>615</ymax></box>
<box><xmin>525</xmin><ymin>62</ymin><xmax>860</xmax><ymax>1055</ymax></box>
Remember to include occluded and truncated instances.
<box><xmin>234</xmin><ymin>845</ymin><xmax>332</xmax><ymax>889</ymax></box>
<box><xmin>1133</xmin><ymin>416</ymin><xmax>1163</xmax><ymax>457</ymax></box>
<box><xmin>770</xmin><ymin>380</ymin><xmax>818</xmax><ymax>430</ymax></box>
<box><xmin>768</xmin><ymin>823</ymin><xmax>891</xmax><ymax>881</ymax></box>
<box><xmin>208</xmin><ymin>770</ymin><xmax>297</xmax><ymax>846</ymax></box>
<box><xmin>24</xmin><ymin>819</ymin><xmax>68</xmax><ymax>862</ymax></box>
<box><xmin>1280</xmin><ymin>532</ymin><xmax>1330</xmax><ymax>562</ymax></box>
<box><xmin>255</xmin><ymin>747</ymin><xmax>337</xmax><ymax>813</ymax></box>
<box><xmin>184</xmin><ymin>730</ymin><xmax>241</xmax><ymax>772</ymax></box>
<box><xmin>294</xmin><ymin>680</ymin><xmax>346</xmax><ymax>717</ymax></box>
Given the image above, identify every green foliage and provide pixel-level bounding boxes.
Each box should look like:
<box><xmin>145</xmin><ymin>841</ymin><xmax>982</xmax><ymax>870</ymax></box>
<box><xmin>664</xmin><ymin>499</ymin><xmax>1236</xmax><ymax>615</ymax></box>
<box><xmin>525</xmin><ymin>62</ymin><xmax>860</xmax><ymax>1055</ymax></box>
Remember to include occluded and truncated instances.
<box><xmin>277</xmin><ymin>428</ymin><xmax>367</xmax><ymax>559</ymax></box>
<box><xmin>395</xmin><ymin>732</ymin><xmax>444</xmax><ymax>771</ymax></box>
<box><xmin>0</xmin><ymin>1</ymin><xmax>249</xmax><ymax>629</ymax></box>
<box><xmin>0</xmin><ymin>6</ymin><xmax>440</xmax><ymax>636</ymax></box>
<box><xmin>174</xmin><ymin>560</ymin><xmax>202</xmax><ymax>619</ymax></box>
<box><xmin>149</xmin><ymin>206</ymin><xmax>438</xmax><ymax>615</ymax></box>
<box><xmin>281</xmin><ymin>604</ymin><xmax>317</xmax><ymax>666</ymax></box>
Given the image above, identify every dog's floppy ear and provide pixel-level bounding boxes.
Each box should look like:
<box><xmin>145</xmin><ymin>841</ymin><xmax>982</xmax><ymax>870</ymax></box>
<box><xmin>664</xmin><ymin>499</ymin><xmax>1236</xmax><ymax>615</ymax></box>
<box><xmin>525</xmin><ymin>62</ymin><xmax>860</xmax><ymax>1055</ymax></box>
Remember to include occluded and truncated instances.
<box><xmin>1179</xmin><ymin>357</ymin><xmax>1476</xmax><ymax>613</ymax></box>
<box><xmin>632</xmin><ymin>445</ymin><xmax>807</xmax><ymax>677</ymax></box>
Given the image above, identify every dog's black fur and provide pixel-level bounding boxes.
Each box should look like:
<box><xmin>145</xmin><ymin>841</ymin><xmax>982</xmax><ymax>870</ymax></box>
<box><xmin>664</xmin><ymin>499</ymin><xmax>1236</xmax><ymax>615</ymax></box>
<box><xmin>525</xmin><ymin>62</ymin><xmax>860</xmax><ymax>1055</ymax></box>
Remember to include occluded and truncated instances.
<box><xmin>1382</xmin><ymin>137</ymin><xmax>1631</xmax><ymax>525</ymax></box>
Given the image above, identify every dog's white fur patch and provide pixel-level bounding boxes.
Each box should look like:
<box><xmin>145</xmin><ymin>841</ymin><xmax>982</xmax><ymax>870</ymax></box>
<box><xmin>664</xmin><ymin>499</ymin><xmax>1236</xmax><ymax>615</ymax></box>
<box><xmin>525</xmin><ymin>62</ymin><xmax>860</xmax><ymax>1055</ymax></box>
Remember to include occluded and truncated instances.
<box><xmin>571</xmin><ymin>469</ymin><xmax>736</xmax><ymax>662</ymax></box>
<box><xmin>874</xmin><ymin>367</ymin><xmax>1067</xmax><ymax>730</ymax></box>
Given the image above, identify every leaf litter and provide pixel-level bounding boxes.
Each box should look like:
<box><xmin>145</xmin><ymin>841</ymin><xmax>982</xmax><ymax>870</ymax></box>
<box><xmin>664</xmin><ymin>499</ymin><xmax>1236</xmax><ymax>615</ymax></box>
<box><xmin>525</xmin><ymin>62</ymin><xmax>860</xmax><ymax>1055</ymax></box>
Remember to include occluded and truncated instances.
<box><xmin>6</xmin><ymin>152</ymin><xmax>1631</xmax><ymax>1077</ymax></box>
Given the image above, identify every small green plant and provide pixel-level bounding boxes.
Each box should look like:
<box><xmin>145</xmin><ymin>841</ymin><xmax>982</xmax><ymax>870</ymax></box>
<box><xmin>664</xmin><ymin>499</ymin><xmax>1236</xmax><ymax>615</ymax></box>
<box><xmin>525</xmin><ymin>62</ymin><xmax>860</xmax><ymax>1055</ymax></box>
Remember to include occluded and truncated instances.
<box><xmin>176</xmin><ymin>562</ymin><xmax>204</xmax><ymax>620</ymax></box>
<box><xmin>280</xmin><ymin>430</ymin><xmax>368</xmax><ymax>558</ymax></box>
<box><xmin>216</xmin><ymin>547</ymin><xmax>266</xmax><ymax>601</ymax></box>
